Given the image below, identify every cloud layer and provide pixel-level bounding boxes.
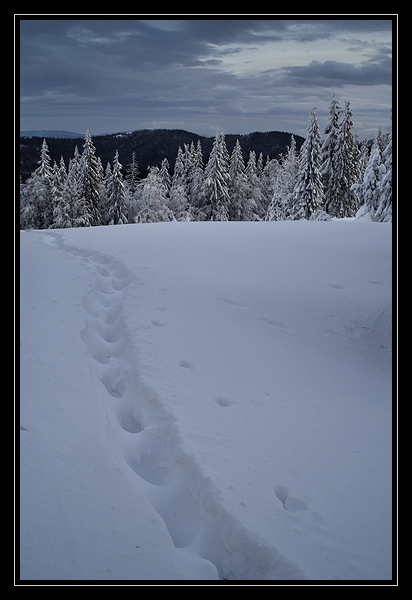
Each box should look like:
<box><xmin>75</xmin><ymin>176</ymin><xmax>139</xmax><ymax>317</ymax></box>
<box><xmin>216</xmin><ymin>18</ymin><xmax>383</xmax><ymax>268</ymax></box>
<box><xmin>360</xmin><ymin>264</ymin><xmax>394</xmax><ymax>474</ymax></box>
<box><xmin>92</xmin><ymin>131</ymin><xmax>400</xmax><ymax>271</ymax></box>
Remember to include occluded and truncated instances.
<box><xmin>19</xmin><ymin>18</ymin><xmax>393</xmax><ymax>137</ymax></box>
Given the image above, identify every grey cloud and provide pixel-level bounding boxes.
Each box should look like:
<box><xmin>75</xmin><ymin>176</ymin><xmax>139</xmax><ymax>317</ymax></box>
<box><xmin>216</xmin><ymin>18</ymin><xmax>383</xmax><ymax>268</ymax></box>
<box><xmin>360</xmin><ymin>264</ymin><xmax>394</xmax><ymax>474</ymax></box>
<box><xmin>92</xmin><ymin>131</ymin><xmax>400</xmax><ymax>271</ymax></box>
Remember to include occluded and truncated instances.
<box><xmin>279</xmin><ymin>57</ymin><xmax>392</xmax><ymax>87</ymax></box>
<box><xmin>19</xmin><ymin>17</ymin><xmax>393</xmax><ymax>137</ymax></box>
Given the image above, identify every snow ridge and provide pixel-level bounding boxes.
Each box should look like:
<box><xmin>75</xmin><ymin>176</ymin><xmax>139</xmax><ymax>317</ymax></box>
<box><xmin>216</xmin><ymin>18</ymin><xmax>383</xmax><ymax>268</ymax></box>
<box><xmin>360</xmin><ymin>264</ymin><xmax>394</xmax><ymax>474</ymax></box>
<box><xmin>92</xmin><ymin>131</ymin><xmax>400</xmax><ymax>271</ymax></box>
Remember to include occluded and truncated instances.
<box><xmin>46</xmin><ymin>232</ymin><xmax>305</xmax><ymax>581</ymax></box>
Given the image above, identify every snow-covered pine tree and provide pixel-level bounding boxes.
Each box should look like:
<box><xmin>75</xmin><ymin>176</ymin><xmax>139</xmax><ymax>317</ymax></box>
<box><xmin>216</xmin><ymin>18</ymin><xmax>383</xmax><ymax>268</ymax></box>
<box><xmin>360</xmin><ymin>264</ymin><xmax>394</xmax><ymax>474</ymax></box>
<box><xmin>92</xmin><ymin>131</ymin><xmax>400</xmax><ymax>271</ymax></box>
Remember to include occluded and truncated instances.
<box><xmin>326</xmin><ymin>101</ymin><xmax>360</xmax><ymax>217</ymax></box>
<box><xmin>245</xmin><ymin>150</ymin><xmax>265</xmax><ymax>219</ymax></box>
<box><xmin>171</xmin><ymin>146</ymin><xmax>187</xmax><ymax>197</ymax></box>
<box><xmin>228</xmin><ymin>141</ymin><xmax>258</xmax><ymax>221</ymax></box>
<box><xmin>375</xmin><ymin>132</ymin><xmax>392</xmax><ymax>222</ymax></box>
<box><xmin>204</xmin><ymin>132</ymin><xmax>230</xmax><ymax>221</ymax></box>
<box><xmin>38</xmin><ymin>138</ymin><xmax>54</xmax><ymax>227</ymax></box>
<box><xmin>354</xmin><ymin>125</ymin><xmax>392</xmax><ymax>222</ymax></box>
<box><xmin>66</xmin><ymin>146</ymin><xmax>82</xmax><ymax>223</ymax></box>
<box><xmin>76</xmin><ymin>130</ymin><xmax>101</xmax><ymax>227</ymax></box>
<box><xmin>183</xmin><ymin>142</ymin><xmax>196</xmax><ymax>201</ymax></box>
<box><xmin>266</xmin><ymin>135</ymin><xmax>299</xmax><ymax>221</ymax></box>
<box><xmin>168</xmin><ymin>184</ymin><xmax>193</xmax><ymax>221</ymax></box>
<box><xmin>20</xmin><ymin>139</ymin><xmax>53</xmax><ymax>229</ymax></box>
<box><xmin>99</xmin><ymin>162</ymin><xmax>112</xmax><ymax>225</ymax></box>
<box><xmin>289</xmin><ymin>106</ymin><xmax>324</xmax><ymax>220</ymax></box>
<box><xmin>354</xmin><ymin>145</ymin><xmax>383</xmax><ymax>220</ymax></box>
<box><xmin>107</xmin><ymin>150</ymin><xmax>128</xmax><ymax>225</ymax></box>
<box><xmin>374</xmin><ymin>125</ymin><xmax>388</xmax><ymax>153</ymax></box>
<box><xmin>190</xmin><ymin>140</ymin><xmax>206</xmax><ymax>215</ymax></box>
<box><xmin>125</xmin><ymin>151</ymin><xmax>140</xmax><ymax>197</ymax></box>
<box><xmin>50</xmin><ymin>157</ymin><xmax>72</xmax><ymax>229</ymax></box>
<box><xmin>321</xmin><ymin>94</ymin><xmax>341</xmax><ymax>211</ymax></box>
<box><xmin>261</xmin><ymin>156</ymin><xmax>278</xmax><ymax>210</ymax></box>
<box><xmin>136</xmin><ymin>166</ymin><xmax>174</xmax><ymax>223</ymax></box>
<box><xmin>358</xmin><ymin>136</ymin><xmax>370</xmax><ymax>184</ymax></box>
<box><xmin>159</xmin><ymin>158</ymin><xmax>172</xmax><ymax>197</ymax></box>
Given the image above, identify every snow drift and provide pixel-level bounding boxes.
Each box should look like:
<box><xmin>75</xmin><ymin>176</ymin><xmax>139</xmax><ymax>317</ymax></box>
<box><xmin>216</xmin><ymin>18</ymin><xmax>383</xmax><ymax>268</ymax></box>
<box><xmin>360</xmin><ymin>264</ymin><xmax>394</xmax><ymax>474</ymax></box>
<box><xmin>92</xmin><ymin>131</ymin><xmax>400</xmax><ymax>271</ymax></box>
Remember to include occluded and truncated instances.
<box><xmin>19</xmin><ymin>220</ymin><xmax>392</xmax><ymax>582</ymax></box>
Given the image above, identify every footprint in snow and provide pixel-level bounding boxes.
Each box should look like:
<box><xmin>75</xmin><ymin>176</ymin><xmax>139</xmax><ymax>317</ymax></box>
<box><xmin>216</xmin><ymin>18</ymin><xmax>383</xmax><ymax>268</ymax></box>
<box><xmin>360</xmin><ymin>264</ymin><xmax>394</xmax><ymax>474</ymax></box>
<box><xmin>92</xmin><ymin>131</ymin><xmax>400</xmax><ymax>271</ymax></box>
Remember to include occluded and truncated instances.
<box><xmin>273</xmin><ymin>484</ymin><xmax>307</xmax><ymax>513</ymax></box>
<box><xmin>214</xmin><ymin>397</ymin><xmax>234</xmax><ymax>407</ymax></box>
<box><xmin>179</xmin><ymin>359</ymin><xmax>194</xmax><ymax>369</ymax></box>
<box><xmin>328</xmin><ymin>283</ymin><xmax>347</xmax><ymax>290</ymax></box>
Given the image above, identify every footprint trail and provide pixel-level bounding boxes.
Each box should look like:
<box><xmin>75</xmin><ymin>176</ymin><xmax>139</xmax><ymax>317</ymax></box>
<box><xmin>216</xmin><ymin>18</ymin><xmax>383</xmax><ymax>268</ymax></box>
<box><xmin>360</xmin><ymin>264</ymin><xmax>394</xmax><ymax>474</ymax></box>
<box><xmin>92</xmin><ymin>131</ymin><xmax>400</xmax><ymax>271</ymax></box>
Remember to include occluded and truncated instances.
<box><xmin>44</xmin><ymin>232</ymin><xmax>305</xmax><ymax>582</ymax></box>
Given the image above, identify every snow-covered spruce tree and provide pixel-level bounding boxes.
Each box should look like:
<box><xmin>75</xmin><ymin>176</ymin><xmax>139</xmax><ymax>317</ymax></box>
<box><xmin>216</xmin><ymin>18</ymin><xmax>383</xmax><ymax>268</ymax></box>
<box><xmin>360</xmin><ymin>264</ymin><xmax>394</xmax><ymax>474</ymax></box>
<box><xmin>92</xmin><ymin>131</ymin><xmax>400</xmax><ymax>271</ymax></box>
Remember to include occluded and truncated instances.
<box><xmin>326</xmin><ymin>101</ymin><xmax>360</xmax><ymax>217</ymax></box>
<box><xmin>245</xmin><ymin>151</ymin><xmax>265</xmax><ymax>219</ymax></box>
<box><xmin>261</xmin><ymin>156</ymin><xmax>277</xmax><ymax>210</ymax></box>
<box><xmin>229</xmin><ymin>139</ymin><xmax>251</xmax><ymax>220</ymax></box>
<box><xmin>354</xmin><ymin>145</ymin><xmax>383</xmax><ymax>220</ymax></box>
<box><xmin>375</xmin><ymin>132</ymin><xmax>392</xmax><ymax>222</ymax></box>
<box><xmin>354</xmin><ymin>126</ymin><xmax>391</xmax><ymax>222</ymax></box>
<box><xmin>190</xmin><ymin>140</ymin><xmax>206</xmax><ymax>214</ymax></box>
<box><xmin>99</xmin><ymin>162</ymin><xmax>112</xmax><ymax>226</ymax></box>
<box><xmin>66</xmin><ymin>146</ymin><xmax>82</xmax><ymax>224</ymax></box>
<box><xmin>204</xmin><ymin>132</ymin><xmax>230</xmax><ymax>221</ymax></box>
<box><xmin>107</xmin><ymin>150</ymin><xmax>128</xmax><ymax>225</ymax></box>
<box><xmin>168</xmin><ymin>184</ymin><xmax>193</xmax><ymax>221</ymax></box>
<box><xmin>50</xmin><ymin>157</ymin><xmax>72</xmax><ymax>229</ymax></box>
<box><xmin>171</xmin><ymin>146</ymin><xmax>187</xmax><ymax>197</ymax></box>
<box><xmin>183</xmin><ymin>142</ymin><xmax>196</xmax><ymax>200</ymax></box>
<box><xmin>358</xmin><ymin>136</ymin><xmax>370</xmax><ymax>184</ymax></box>
<box><xmin>125</xmin><ymin>151</ymin><xmax>140</xmax><ymax>197</ymax></box>
<box><xmin>321</xmin><ymin>94</ymin><xmax>341</xmax><ymax>212</ymax></box>
<box><xmin>136</xmin><ymin>166</ymin><xmax>174</xmax><ymax>223</ymax></box>
<box><xmin>289</xmin><ymin>106</ymin><xmax>324</xmax><ymax>220</ymax></box>
<box><xmin>20</xmin><ymin>138</ymin><xmax>53</xmax><ymax>229</ymax></box>
<box><xmin>266</xmin><ymin>135</ymin><xmax>299</xmax><ymax>221</ymax></box>
<box><xmin>76</xmin><ymin>130</ymin><xmax>101</xmax><ymax>227</ymax></box>
<box><xmin>159</xmin><ymin>158</ymin><xmax>172</xmax><ymax>197</ymax></box>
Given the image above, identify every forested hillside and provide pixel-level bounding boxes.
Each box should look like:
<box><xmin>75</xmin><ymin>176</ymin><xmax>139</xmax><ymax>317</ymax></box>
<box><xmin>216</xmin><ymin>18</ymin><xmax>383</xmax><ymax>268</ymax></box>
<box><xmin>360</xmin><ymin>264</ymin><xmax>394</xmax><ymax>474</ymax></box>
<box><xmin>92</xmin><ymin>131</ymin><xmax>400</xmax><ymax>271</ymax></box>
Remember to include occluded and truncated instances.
<box><xmin>19</xmin><ymin>96</ymin><xmax>392</xmax><ymax>229</ymax></box>
<box><xmin>19</xmin><ymin>129</ymin><xmax>304</xmax><ymax>183</ymax></box>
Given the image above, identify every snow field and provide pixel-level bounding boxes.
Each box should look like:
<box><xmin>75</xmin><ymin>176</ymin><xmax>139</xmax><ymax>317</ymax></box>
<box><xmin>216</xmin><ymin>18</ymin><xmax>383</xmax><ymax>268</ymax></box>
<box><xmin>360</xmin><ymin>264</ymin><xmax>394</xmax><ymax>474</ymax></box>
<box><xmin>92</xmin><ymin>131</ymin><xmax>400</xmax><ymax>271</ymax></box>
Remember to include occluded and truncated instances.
<box><xmin>20</xmin><ymin>220</ymin><xmax>392</xmax><ymax>581</ymax></box>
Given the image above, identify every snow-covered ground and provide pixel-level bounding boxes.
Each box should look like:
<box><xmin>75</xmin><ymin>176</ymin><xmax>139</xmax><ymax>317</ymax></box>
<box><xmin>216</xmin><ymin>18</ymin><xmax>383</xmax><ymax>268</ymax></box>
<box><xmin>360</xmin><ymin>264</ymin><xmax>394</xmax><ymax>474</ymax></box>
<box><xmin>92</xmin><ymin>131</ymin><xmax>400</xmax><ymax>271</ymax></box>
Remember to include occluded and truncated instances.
<box><xmin>19</xmin><ymin>220</ymin><xmax>393</xmax><ymax>582</ymax></box>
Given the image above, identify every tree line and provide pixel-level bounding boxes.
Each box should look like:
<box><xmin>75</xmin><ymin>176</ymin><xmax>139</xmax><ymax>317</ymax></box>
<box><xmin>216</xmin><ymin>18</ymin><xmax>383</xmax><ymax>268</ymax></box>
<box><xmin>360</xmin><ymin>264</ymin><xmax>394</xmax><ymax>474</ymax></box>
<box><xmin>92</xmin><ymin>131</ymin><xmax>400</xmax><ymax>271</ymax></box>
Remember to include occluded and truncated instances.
<box><xmin>20</xmin><ymin>96</ymin><xmax>392</xmax><ymax>229</ymax></box>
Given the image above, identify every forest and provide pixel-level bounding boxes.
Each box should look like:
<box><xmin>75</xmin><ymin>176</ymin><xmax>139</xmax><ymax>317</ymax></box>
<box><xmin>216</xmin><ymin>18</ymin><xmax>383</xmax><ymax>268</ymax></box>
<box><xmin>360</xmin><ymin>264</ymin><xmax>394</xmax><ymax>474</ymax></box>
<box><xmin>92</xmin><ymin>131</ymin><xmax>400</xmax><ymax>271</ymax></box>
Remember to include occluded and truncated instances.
<box><xmin>19</xmin><ymin>96</ymin><xmax>392</xmax><ymax>229</ymax></box>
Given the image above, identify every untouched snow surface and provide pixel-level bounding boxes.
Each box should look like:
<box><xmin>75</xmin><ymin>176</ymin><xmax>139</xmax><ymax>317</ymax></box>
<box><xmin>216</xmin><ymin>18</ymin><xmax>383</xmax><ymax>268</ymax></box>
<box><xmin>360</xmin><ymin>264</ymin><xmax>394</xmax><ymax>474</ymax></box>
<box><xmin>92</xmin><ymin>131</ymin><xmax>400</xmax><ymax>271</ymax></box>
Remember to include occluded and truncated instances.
<box><xmin>19</xmin><ymin>221</ymin><xmax>393</xmax><ymax>582</ymax></box>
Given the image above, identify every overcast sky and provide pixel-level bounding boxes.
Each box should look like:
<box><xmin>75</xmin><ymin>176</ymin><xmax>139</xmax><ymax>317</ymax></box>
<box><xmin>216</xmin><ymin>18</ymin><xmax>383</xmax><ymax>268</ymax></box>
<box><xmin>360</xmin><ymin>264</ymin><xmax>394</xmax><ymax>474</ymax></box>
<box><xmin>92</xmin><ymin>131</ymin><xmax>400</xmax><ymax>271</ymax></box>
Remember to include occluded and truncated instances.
<box><xmin>19</xmin><ymin>17</ymin><xmax>394</xmax><ymax>139</ymax></box>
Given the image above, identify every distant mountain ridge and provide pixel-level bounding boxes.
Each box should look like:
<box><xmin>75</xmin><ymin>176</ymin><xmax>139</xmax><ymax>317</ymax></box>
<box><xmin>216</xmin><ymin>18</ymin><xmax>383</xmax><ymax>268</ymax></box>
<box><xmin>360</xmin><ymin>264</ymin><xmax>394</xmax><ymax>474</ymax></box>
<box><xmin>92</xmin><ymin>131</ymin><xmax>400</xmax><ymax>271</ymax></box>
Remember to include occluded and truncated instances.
<box><xmin>20</xmin><ymin>130</ymin><xmax>85</xmax><ymax>139</ymax></box>
<box><xmin>19</xmin><ymin>128</ymin><xmax>305</xmax><ymax>182</ymax></box>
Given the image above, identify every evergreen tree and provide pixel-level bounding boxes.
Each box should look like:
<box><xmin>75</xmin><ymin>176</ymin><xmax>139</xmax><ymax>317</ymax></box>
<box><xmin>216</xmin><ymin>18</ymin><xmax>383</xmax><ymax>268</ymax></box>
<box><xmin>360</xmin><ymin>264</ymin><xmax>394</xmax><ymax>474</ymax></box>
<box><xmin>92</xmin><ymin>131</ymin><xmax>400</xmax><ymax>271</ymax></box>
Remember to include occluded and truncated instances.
<box><xmin>229</xmin><ymin>139</ymin><xmax>249</xmax><ymax>220</ymax></box>
<box><xmin>171</xmin><ymin>146</ymin><xmax>187</xmax><ymax>196</ymax></box>
<box><xmin>354</xmin><ymin>146</ymin><xmax>383</xmax><ymax>220</ymax></box>
<box><xmin>20</xmin><ymin>139</ymin><xmax>53</xmax><ymax>229</ymax></box>
<box><xmin>169</xmin><ymin>185</ymin><xmax>193</xmax><ymax>221</ymax></box>
<box><xmin>99</xmin><ymin>162</ymin><xmax>112</xmax><ymax>225</ymax></box>
<box><xmin>290</xmin><ymin>106</ymin><xmax>324</xmax><ymax>220</ymax></box>
<box><xmin>230</xmin><ymin>140</ymin><xmax>256</xmax><ymax>220</ymax></box>
<box><xmin>183</xmin><ymin>142</ymin><xmax>196</xmax><ymax>198</ymax></box>
<box><xmin>125</xmin><ymin>151</ymin><xmax>140</xmax><ymax>197</ymax></box>
<box><xmin>77</xmin><ymin>130</ymin><xmax>101</xmax><ymax>226</ymax></box>
<box><xmin>266</xmin><ymin>135</ymin><xmax>299</xmax><ymax>220</ymax></box>
<box><xmin>204</xmin><ymin>132</ymin><xmax>230</xmax><ymax>221</ymax></box>
<box><xmin>358</xmin><ymin>136</ymin><xmax>370</xmax><ymax>184</ymax></box>
<box><xmin>321</xmin><ymin>94</ymin><xmax>341</xmax><ymax>211</ymax></box>
<box><xmin>190</xmin><ymin>140</ymin><xmax>206</xmax><ymax>213</ymax></box>
<box><xmin>375</xmin><ymin>133</ymin><xmax>392</xmax><ymax>222</ymax></box>
<box><xmin>159</xmin><ymin>158</ymin><xmax>172</xmax><ymax>197</ymax></box>
<box><xmin>50</xmin><ymin>157</ymin><xmax>72</xmax><ymax>229</ymax></box>
<box><xmin>107</xmin><ymin>150</ymin><xmax>128</xmax><ymax>225</ymax></box>
<box><xmin>326</xmin><ymin>101</ymin><xmax>360</xmax><ymax>217</ymax></box>
<box><xmin>261</xmin><ymin>156</ymin><xmax>278</xmax><ymax>209</ymax></box>
<box><xmin>245</xmin><ymin>150</ymin><xmax>265</xmax><ymax>219</ymax></box>
<box><xmin>136</xmin><ymin>167</ymin><xmax>174</xmax><ymax>223</ymax></box>
<box><xmin>66</xmin><ymin>146</ymin><xmax>82</xmax><ymax>223</ymax></box>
